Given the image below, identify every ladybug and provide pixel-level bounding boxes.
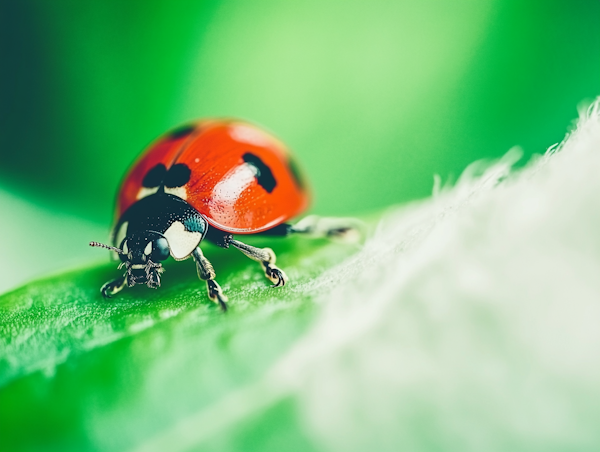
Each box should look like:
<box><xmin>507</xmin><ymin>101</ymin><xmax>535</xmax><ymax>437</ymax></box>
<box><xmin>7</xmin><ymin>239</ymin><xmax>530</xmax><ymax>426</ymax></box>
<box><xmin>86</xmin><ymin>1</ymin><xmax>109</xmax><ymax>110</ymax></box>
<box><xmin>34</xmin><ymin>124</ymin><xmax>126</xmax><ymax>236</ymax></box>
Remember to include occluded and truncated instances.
<box><xmin>90</xmin><ymin>119</ymin><xmax>356</xmax><ymax>310</ymax></box>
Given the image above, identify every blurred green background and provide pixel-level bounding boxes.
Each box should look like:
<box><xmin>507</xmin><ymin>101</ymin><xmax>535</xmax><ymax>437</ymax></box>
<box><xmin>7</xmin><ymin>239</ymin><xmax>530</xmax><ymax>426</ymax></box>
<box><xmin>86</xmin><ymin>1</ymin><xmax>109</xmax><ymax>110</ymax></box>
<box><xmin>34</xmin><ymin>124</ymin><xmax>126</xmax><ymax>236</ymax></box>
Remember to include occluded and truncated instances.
<box><xmin>1</xmin><ymin>2</ymin><xmax>600</xmax><ymax>450</ymax></box>
<box><xmin>0</xmin><ymin>0</ymin><xmax>599</xmax><ymax>285</ymax></box>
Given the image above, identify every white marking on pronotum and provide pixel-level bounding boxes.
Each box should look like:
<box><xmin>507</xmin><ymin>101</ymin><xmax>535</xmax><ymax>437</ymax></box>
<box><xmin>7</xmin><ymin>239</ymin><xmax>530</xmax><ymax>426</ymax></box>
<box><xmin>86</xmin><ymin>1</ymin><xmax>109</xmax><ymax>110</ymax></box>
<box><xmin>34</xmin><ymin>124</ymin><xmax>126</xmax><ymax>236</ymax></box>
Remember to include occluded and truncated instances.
<box><xmin>164</xmin><ymin>186</ymin><xmax>187</xmax><ymax>200</ymax></box>
<box><xmin>136</xmin><ymin>187</ymin><xmax>159</xmax><ymax>200</ymax></box>
<box><xmin>163</xmin><ymin>221</ymin><xmax>202</xmax><ymax>260</ymax></box>
<box><xmin>116</xmin><ymin>222</ymin><xmax>128</xmax><ymax>247</ymax></box>
<box><xmin>144</xmin><ymin>242</ymin><xmax>152</xmax><ymax>255</ymax></box>
<box><xmin>110</xmin><ymin>221</ymin><xmax>129</xmax><ymax>260</ymax></box>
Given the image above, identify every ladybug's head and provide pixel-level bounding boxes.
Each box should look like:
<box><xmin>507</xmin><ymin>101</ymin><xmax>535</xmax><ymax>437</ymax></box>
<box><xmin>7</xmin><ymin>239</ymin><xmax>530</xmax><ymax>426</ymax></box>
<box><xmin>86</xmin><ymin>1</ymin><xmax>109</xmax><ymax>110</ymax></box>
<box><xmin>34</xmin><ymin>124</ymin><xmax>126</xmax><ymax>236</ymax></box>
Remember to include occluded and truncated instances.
<box><xmin>90</xmin><ymin>231</ymin><xmax>171</xmax><ymax>289</ymax></box>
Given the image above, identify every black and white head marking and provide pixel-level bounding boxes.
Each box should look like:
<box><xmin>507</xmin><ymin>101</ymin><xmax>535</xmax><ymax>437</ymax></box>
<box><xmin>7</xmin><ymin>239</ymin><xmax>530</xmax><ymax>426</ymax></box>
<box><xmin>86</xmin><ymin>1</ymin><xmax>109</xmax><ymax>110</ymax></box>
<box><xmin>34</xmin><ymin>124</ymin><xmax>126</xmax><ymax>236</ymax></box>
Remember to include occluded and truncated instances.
<box><xmin>113</xmin><ymin>192</ymin><xmax>208</xmax><ymax>261</ymax></box>
<box><xmin>97</xmin><ymin>189</ymin><xmax>209</xmax><ymax>290</ymax></box>
<box><xmin>91</xmin><ymin>230</ymin><xmax>171</xmax><ymax>289</ymax></box>
<box><xmin>118</xmin><ymin>231</ymin><xmax>170</xmax><ymax>288</ymax></box>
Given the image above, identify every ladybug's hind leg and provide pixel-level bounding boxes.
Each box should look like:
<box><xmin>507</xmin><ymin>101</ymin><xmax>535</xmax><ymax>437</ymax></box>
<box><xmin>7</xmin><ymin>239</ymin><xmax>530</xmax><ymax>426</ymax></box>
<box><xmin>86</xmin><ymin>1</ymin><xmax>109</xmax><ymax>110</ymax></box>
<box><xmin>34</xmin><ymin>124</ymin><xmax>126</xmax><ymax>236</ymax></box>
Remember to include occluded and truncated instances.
<box><xmin>258</xmin><ymin>216</ymin><xmax>364</xmax><ymax>243</ymax></box>
<box><xmin>289</xmin><ymin>215</ymin><xmax>364</xmax><ymax>243</ymax></box>
<box><xmin>192</xmin><ymin>247</ymin><xmax>228</xmax><ymax>311</ymax></box>
<box><xmin>229</xmin><ymin>240</ymin><xmax>288</xmax><ymax>288</ymax></box>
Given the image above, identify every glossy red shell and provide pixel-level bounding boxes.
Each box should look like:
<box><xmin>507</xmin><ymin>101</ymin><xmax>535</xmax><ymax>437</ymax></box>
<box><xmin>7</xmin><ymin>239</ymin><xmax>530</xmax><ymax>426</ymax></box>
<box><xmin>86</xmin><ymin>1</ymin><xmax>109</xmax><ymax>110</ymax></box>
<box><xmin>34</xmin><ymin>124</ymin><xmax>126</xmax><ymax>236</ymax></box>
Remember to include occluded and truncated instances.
<box><xmin>116</xmin><ymin>120</ymin><xmax>310</xmax><ymax>234</ymax></box>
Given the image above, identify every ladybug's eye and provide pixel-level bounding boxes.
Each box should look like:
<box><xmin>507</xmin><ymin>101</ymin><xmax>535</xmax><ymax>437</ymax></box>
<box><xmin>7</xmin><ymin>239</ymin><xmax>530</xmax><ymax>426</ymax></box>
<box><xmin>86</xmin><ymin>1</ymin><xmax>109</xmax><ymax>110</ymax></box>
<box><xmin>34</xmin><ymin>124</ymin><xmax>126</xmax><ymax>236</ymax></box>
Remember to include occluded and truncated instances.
<box><xmin>151</xmin><ymin>237</ymin><xmax>170</xmax><ymax>262</ymax></box>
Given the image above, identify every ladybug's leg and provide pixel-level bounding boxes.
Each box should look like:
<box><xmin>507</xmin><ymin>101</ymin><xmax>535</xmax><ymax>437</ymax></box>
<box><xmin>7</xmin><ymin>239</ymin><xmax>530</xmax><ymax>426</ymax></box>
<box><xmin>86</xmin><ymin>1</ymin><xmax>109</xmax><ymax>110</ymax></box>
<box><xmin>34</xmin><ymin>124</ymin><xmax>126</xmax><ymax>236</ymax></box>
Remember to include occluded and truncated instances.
<box><xmin>288</xmin><ymin>215</ymin><xmax>363</xmax><ymax>242</ymax></box>
<box><xmin>229</xmin><ymin>239</ymin><xmax>288</xmax><ymax>288</ymax></box>
<box><xmin>192</xmin><ymin>247</ymin><xmax>228</xmax><ymax>311</ymax></box>
<box><xmin>101</xmin><ymin>274</ymin><xmax>127</xmax><ymax>298</ymax></box>
<box><xmin>257</xmin><ymin>216</ymin><xmax>363</xmax><ymax>243</ymax></box>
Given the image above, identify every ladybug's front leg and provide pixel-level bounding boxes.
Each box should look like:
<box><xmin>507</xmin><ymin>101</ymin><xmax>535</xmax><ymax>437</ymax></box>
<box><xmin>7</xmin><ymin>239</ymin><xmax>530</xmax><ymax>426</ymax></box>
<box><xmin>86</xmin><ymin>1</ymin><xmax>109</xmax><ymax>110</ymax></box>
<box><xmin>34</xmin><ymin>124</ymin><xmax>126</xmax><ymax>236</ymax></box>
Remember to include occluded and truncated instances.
<box><xmin>229</xmin><ymin>240</ymin><xmax>288</xmax><ymax>288</ymax></box>
<box><xmin>192</xmin><ymin>247</ymin><xmax>228</xmax><ymax>311</ymax></box>
<box><xmin>101</xmin><ymin>274</ymin><xmax>127</xmax><ymax>298</ymax></box>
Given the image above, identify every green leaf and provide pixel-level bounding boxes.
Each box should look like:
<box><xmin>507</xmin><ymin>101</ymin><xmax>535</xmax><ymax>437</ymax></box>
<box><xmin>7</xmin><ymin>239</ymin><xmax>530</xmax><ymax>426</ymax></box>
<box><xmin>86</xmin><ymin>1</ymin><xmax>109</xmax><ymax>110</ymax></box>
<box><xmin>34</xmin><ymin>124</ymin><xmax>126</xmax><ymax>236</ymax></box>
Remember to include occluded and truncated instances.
<box><xmin>0</xmin><ymin>236</ymin><xmax>358</xmax><ymax>452</ymax></box>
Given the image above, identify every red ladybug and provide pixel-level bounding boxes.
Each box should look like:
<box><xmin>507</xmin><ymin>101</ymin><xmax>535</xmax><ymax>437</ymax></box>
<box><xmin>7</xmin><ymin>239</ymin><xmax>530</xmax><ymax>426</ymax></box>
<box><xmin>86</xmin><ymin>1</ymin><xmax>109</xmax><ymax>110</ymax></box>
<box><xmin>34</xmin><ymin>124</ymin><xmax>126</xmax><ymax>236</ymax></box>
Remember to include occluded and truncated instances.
<box><xmin>90</xmin><ymin>119</ymin><xmax>355</xmax><ymax>310</ymax></box>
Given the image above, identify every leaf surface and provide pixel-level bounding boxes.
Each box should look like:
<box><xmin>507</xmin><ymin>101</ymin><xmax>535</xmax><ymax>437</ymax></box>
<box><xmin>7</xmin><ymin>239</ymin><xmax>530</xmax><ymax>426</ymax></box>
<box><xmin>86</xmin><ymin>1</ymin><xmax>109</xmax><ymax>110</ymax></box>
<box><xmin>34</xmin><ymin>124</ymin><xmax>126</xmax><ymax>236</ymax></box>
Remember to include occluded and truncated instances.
<box><xmin>0</xmin><ymin>236</ymin><xmax>357</xmax><ymax>451</ymax></box>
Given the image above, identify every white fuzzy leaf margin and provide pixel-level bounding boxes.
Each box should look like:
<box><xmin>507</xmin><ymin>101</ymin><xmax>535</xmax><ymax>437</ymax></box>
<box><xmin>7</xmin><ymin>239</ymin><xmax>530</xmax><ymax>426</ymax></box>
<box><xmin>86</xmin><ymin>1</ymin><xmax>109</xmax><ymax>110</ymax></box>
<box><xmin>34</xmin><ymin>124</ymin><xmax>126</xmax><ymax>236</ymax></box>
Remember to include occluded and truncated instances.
<box><xmin>136</xmin><ymin>99</ymin><xmax>600</xmax><ymax>452</ymax></box>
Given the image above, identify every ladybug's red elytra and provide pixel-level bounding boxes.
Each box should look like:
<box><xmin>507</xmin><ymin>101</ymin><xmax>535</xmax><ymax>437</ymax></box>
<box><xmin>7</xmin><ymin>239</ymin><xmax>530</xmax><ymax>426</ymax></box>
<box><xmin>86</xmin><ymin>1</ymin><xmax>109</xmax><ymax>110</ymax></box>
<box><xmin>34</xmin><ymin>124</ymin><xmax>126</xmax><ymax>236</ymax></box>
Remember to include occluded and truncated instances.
<box><xmin>90</xmin><ymin>119</ymin><xmax>358</xmax><ymax>310</ymax></box>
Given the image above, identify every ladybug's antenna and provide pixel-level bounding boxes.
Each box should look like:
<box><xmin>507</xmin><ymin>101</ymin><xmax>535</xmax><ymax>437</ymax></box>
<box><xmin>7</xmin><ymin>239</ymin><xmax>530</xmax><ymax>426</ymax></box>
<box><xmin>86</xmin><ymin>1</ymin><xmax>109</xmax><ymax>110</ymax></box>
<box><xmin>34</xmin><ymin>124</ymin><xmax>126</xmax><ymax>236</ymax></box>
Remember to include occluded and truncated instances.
<box><xmin>89</xmin><ymin>241</ymin><xmax>125</xmax><ymax>254</ymax></box>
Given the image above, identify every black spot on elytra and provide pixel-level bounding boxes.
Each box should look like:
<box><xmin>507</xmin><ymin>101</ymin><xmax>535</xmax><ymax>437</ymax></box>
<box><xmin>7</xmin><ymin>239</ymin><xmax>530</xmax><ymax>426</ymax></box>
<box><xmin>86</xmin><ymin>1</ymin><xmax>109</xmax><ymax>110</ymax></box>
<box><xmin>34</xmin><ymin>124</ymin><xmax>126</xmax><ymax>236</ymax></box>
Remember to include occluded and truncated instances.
<box><xmin>168</xmin><ymin>124</ymin><xmax>195</xmax><ymax>139</ymax></box>
<box><xmin>142</xmin><ymin>163</ymin><xmax>191</xmax><ymax>188</ymax></box>
<box><xmin>164</xmin><ymin>163</ymin><xmax>191</xmax><ymax>188</ymax></box>
<box><xmin>142</xmin><ymin>164</ymin><xmax>167</xmax><ymax>187</ymax></box>
<box><xmin>243</xmin><ymin>153</ymin><xmax>276</xmax><ymax>193</ymax></box>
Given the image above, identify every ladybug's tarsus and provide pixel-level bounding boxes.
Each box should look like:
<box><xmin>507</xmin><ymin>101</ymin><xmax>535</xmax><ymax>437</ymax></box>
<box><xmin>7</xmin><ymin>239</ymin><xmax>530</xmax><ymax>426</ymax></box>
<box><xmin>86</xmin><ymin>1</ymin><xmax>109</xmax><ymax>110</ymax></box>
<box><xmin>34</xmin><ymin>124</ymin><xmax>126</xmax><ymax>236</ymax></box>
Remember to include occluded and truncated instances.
<box><xmin>192</xmin><ymin>247</ymin><xmax>228</xmax><ymax>311</ymax></box>
<box><xmin>207</xmin><ymin>280</ymin><xmax>228</xmax><ymax>312</ymax></box>
<box><xmin>101</xmin><ymin>275</ymin><xmax>127</xmax><ymax>298</ymax></box>
<box><xmin>265</xmin><ymin>266</ymin><xmax>287</xmax><ymax>288</ymax></box>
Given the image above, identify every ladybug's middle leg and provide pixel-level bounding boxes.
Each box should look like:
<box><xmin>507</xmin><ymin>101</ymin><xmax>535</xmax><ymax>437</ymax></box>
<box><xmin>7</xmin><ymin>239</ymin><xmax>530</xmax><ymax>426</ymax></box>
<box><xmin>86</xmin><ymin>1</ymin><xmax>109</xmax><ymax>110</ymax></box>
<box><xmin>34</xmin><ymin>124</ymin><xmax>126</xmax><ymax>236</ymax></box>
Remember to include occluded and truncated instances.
<box><xmin>229</xmin><ymin>239</ymin><xmax>288</xmax><ymax>288</ymax></box>
<box><xmin>205</xmin><ymin>229</ymin><xmax>288</xmax><ymax>288</ymax></box>
<box><xmin>192</xmin><ymin>247</ymin><xmax>228</xmax><ymax>311</ymax></box>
